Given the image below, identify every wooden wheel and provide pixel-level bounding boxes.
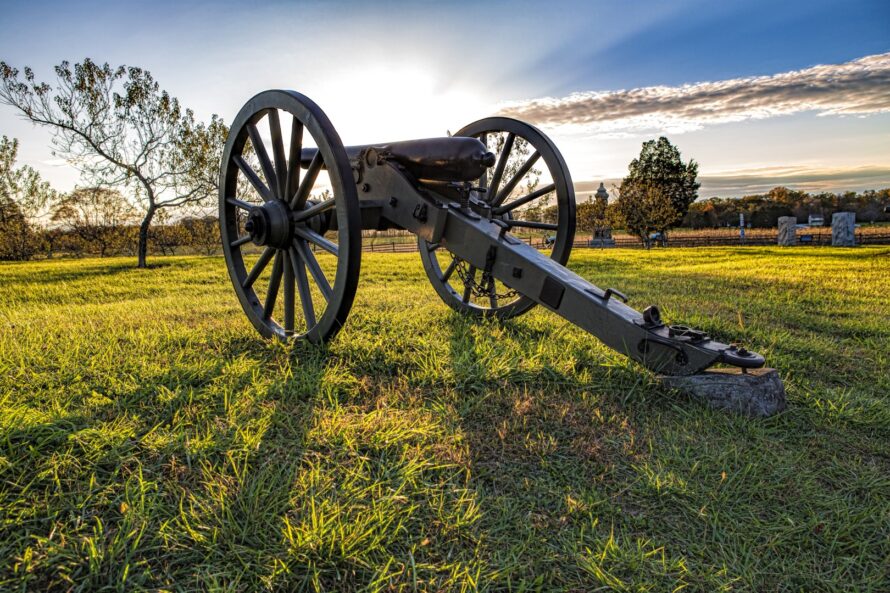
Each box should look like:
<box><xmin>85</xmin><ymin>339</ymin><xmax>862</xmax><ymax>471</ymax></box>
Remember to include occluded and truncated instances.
<box><xmin>219</xmin><ymin>90</ymin><xmax>361</xmax><ymax>342</ymax></box>
<box><xmin>419</xmin><ymin>117</ymin><xmax>576</xmax><ymax>318</ymax></box>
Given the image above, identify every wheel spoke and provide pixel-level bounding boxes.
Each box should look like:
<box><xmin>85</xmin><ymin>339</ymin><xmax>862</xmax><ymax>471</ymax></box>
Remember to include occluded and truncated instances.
<box><xmin>285</xmin><ymin>117</ymin><xmax>303</xmax><ymax>206</ymax></box>
<box><xmin>227</xmin><ymin>197</ymin><xmax>253</xmax><ymax>211</ymax></box>
<box><xmin>247</xmin><ymin>123</ymin><xmax>278</xmax><ymax>199</ymax></box>
<box><xmin>505</xmin><ymin>220</ymin><xmax>558</xmax><ymax>231</ymax></box>
<box><xmin>283</xmin><ymin>250</ymin><xmax>295</xmax><ymax>332</ymax></box>
<box><xmin>233</xmin><ymin>154</ymin><xmax>273</xmax><ymax>202</ymax></box>
<box><xmin>493</xmin><ymin>151</ymin><xmax>541</xmax><ymax>206</ymax></box>
<box><xmin>230</xmin><ymin>234</ymin><xmax>252</xmax><ymax>248</ymax></box>
<box><xmin>242</xmin><ymin>247</ymin><xmax>275</xmax><ymax>289</ymax></box>
<box><xmin>295</xmin><ymin>239</ymin><xmax>332</xmax><ymax>302</ymax></box>
<box><xmin>290</xmin><ymin>151</ymin><xmax>323</xmax><ymax>209</ymax></box>
<box><xmin>293</xmin><ymin>226</ymin><xmax>339</xmax><ymax>256</ymax></box>
<box><xmin>486</xmin><ymin>132</ymin><xmax>515</xmax><ymax>204</ymax></box>
<box><xmin>268</xmin><ymin>110</ymin><xmax>288</xmax><ymax>199</ymax></box>
<box><xmin>441</xmin><ymin>257</ymin><xmax>458</xmax><ymax>282</ymax></box>
<box><xmin>263</xmin><ymin>252</ymin><xmax>283</xmax><ymax>319</ymax></box>
<box><xmin>493</xmin><ymin>183</ymin><xmax>556</xmax><ymax>215</ymax></box>
<box><xmin>487</xmin><ymin>276</ymin><xmax>498</xmax><ymax>309</ymax></box>
<box><xmin>290</xmin><ymin>247</ymin><xmax>316</xmax><ymax>330</ymax></box>
<box><xmin>426</xmin><ymin>241</ymin><xmax>440</xmax><ymax>252</ymax></box>
<box><xmin>293</xmin><ymin>198</ymin><xmax>335</xmax><ymax>223</ymax></box>
<box><xmin>462</xmin><ymin>265</ymin><xmax>476</xmax><ymax>303</ymax></box>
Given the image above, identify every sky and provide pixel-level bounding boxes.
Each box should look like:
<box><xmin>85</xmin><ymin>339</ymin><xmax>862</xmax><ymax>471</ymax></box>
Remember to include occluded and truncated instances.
<box><xmin>1</xmin><ymin>0</ymin><xmax>888</xmax><ymax>199</ymax></box>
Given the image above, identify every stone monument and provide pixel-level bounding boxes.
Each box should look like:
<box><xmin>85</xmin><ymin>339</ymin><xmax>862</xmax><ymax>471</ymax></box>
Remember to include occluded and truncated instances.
<box><xmin>589</xmin><ymin>183</ymin><xmax>616</xmax><ymax>247</ymax></box>
<box><xmin>831</xmin><ymin>212</ymin><xmax>856</xmax><ymax>247</ymax></box>
<box><xmin>777</xmin><ymin>216</ymin><xmax>797</xmax><ymax>246</ymax></box>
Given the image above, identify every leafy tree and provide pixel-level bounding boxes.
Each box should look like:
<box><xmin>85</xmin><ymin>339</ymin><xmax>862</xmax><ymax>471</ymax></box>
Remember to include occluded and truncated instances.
<box><xmin>148</xmin><ymin>209</ymin><xmax>186</xmax><ymax>256</ymax></box>
<box><xmin>683</xmin><ymin>199</ymin><xmax>720</xmax><ymax>229</ymax></box>
<box><xmin>0</xmin><ymin>197</ymin><xmax>30</xmax><ymax>260</ymax></box>
<box><xmin>620</xmin><ymin>137</ymin><xmax>699</xmax><ymax>233</ymax></box>
<box><xmin>151</xmin><ymin>224</ymin><xmax>188</xmax><ymax>256</ymax></box>
<box><xmin>614</xmin><ymin>182</ymin><xmax>679</xmax><ymax>247</ymax></box>
<box><xmin>520</xmin><ymin>204</ymin><xmax>543</xmax><ymax>222</ymax></box>
<box><xmin>576</xmin><ymin>198</ymin><xmax>597</xmax><ymax>233</ymax></box>
<box><xmin>0</xmin><ymin>59</ymin><xmax>227</xmax><ymax>267</ymax></box>
<box><xmin>180</xmin><ymin>215</ymin><xmax>220</xmax><ymax>256</ymax></box>
<box><xmin>576</xmin><ymin>196</ymin><xmax>608</xmax><ymax>233</ymax></box>
<box><xmin>0</xmin><ymin>136</ymin><xmax>59</xmax><ymax>260</ymax></box>
<box><xmin>541</xmin><ymin>204</ymin><xmax>559</xmax><ymax>225</ymax></box>
<box><xmin>39</xmin><ymin>227</ymin><xmax>65</xmax><ymax>259</ymax></box>
<box><xmin>51</xmin><ymin>186</ymin><xmax>137</xmax><ymax>257</ymax></box>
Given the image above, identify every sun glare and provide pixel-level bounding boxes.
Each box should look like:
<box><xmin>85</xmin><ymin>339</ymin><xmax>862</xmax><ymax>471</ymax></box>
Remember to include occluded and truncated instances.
<box><xmin>314</xmin><ymin>64</ymin><xmax>493</xmax><ymax>145</ymax></box>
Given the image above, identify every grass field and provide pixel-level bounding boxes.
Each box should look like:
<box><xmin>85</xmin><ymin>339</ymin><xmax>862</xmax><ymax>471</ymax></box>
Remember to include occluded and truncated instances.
<box><xmin>1</xmin><ymin>247</ymin><xmax>888</xmax><ymax>592</ymax></box>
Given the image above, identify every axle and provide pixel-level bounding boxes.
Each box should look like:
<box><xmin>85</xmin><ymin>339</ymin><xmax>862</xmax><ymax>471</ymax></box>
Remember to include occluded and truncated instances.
<box><xmin>357</xmin><ymin>153</ymin><xmax>764</xmax><ymax>377</ymax></box>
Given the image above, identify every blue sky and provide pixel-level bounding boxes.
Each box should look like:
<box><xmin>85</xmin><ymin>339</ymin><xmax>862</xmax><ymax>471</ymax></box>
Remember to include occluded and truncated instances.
<box><xmin>1</xmin><ymin>0</ymin><xmax>888</xmax><ymax>197</ymax></box>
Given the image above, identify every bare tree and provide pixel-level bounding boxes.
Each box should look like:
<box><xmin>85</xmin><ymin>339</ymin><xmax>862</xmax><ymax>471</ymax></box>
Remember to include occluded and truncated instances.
<box><xmin>0</xmin><ymin>136</ymin><xmax>59</xmax><ymax>260</ymax></box>
<box><xmin>51</xmin><ymin>186</ymin><xmax>137</xmax><ymax>257</ymax></box>
<box><xmin>0</xmin><ymin>59</ymin><xmax>227</xmax><ymax>267</ymax></box>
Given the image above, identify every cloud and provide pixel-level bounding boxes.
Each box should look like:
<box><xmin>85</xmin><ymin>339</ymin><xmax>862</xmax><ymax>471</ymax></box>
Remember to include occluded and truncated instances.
<box><xmin>697</xmin><ymin>165</ymin><xmax>890</xmax><ymax>196</ymax></box>
<box><xmin>499</xmin><ymin>53</ymin><xmax>890</xmax><ymax>134</ymax></box>
<box><xmin>573</xmin><ymin>165</ymin><xmax>890</xmax><ymax>199</ymax></box>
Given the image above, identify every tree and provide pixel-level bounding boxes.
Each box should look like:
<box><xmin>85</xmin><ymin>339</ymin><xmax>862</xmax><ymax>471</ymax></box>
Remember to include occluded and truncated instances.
<box><xmin>613</xmin><ymin>182</ymin><xmax>679</xmax><ymax>247</ymax></box>
<box><xmin>620</xmin><ymin>137</ymin><xmax>699</xmax><ymax>232</ymax></box>
<box><xmin>576</xmin><ymin>196</ymin><xmax>607</xmax><ymax>233</ymax></box>
<box><xmin>0</xmin><ymin>136</ymin><xmax>59</xmax><ymax>260</ymax></box>
<box><xmin>51</xmin><ymin>187</ymin><xmax>137</xmax><ymax>257</ymax></box>
<box><xmin>682</xmin><ymin>199</ymin><xmax>720</xmax><ymax>229</ymax></box>
<box><xmin>180</xmin><ymin>215</ymin><xmax>220</xmax><ymax>256</ymax></box>
<box><xmin>149</xmin><ymin>210</ymin><xmax>188</xmax><ymax>256</ymax></box>
<box><xmin>0</xmin><ymin>197</ymin><xmax>30</xmax><ymax>260</ymax></box>
<box><xmin>576</xmin><ymin>198</ymin><xmax>596</xmax><ymax>233</ymax></box>
<box><xmin>0</xmin><ymin>59</ymin><xmax>227</xmax><ymax>267</ymax></box>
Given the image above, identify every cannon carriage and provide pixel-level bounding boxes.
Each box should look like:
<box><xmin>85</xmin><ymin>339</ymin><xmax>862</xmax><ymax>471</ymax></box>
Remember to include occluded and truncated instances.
<box><xmin>220</xmin><ymin>89</ymin><xmax>766</xmax><ymax>378</ymax></box>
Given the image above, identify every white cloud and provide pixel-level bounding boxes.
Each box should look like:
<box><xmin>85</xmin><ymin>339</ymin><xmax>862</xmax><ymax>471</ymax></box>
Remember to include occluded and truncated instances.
<box><xmin>499</xmin><ymin>53</ymin><xmax>890</xmax><ymax>134</ymax></box>
<box><xmin>573</xmin><ymin>165</ymin><xmax>890</xmax><ymax>198</ymax></box>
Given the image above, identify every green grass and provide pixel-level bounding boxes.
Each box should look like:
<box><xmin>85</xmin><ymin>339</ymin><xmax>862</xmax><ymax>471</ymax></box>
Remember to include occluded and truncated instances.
<box><xmin>1</xmin><ymin>247</ymin><xmax>888</xmax><ymax>592</ymax></box>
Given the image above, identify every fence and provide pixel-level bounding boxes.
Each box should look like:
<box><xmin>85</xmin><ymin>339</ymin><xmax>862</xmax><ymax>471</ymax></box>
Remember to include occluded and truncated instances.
<box><xmin>361</xmin><ymin>231</ymin><xmax>890</xmax><ymax>253</ymax></box>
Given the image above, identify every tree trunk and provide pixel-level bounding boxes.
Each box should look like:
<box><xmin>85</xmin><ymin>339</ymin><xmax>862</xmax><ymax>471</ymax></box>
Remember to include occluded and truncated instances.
<box><xmin>137</xmin><ymin>206</ymin><xmax>156</xmax><ymax>268</ymax></box>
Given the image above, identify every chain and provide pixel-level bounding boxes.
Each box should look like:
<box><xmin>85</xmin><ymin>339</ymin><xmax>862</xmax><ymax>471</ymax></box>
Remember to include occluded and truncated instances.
<box><xmin>452</xmin><ymin>256</ymin><xmax>519</xmax><ymax>302</ymax></box>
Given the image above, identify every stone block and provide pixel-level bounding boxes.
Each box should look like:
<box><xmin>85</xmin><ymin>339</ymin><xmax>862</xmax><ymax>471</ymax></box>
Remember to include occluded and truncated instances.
<box><xmin>777</xmin><ymin>216</ymin><xmax>797</xmax><ymax>246</ymax></box>
<box><xmin>832</xmin><ymin>212</ymin><xmax>856</xmax><ymax>247</ymax></box>
<box><xmin>659</xmin><ymin>367</ymin><xmax>786</xmax><ymax>417</ymax></box>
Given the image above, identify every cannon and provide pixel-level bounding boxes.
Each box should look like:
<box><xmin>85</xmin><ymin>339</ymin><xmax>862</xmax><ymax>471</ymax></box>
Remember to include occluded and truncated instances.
<box><xmin>219</xmin><ymin>90</ymin><xmax>777</xmax><ymax>387</ymax></box>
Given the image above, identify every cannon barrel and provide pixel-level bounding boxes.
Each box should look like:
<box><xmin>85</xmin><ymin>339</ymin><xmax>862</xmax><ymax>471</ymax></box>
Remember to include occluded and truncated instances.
<box><xmin>301</xmin><ymin>137</ymin><xmax>495</xmax><ymax>182</ymax></box>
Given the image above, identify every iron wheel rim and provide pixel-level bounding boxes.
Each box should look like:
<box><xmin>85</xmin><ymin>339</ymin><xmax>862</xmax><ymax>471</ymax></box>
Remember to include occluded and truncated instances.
<box><xmin>219</xmin><ymin>90</ymin><xmax>361</xmax><ymax>343</ymax></box>
<box><xmin>419</xmin><ymin>117</ymin><xmax>576</xmax><ymax>319</ymax></box>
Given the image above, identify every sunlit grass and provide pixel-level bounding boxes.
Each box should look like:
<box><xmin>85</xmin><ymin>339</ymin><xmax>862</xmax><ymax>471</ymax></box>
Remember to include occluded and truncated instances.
<box><xmin>1</xmin><ymin>247</ymin><xmax>888</xmax><ymax>591</ymax></box>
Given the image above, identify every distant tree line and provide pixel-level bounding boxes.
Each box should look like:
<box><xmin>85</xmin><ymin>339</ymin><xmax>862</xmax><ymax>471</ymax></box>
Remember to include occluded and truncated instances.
<box><xmin>4</xmin><ymin>215</ymin><xmax>221</xmax><ymax>261</ymax></box>
<box><xmin>682</xmin><ymin>186</ymin><xmax>890</xmax><ymax>228</ymax></box>
<box><xmin>1</xmin><ymin>133</ymin><xmax>221</xmax><ymax>260</ymax></box>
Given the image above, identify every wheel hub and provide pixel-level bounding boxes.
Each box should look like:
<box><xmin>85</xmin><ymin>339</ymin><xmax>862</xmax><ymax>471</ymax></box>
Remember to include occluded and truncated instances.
<box><xmin>246</xmin><ymin>200</ymin><xmax>292</xmax><ymax>249</ymax></box>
